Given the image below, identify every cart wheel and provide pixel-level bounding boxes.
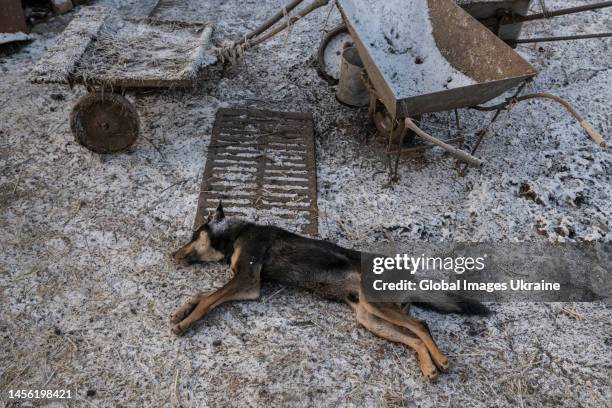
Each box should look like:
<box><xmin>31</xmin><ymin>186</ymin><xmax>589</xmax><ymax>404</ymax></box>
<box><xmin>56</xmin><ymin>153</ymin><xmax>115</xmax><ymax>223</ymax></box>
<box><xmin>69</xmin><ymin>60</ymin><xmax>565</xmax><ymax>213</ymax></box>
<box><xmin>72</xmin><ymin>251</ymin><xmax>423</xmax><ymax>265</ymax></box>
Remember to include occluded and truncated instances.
<box><xmin>70</xmin><ymin>91</ymin><xmax>140</xmax><ymax>153</ymax></box>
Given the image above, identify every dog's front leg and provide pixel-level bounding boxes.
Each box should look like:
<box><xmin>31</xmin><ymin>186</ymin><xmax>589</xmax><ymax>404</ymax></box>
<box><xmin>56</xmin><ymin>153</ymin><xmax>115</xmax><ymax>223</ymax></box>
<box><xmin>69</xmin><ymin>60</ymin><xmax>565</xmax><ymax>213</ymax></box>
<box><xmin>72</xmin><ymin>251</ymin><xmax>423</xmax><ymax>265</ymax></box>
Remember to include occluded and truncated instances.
<box><xmin>170</xmin><ymin>290</ymin><xmax>216</xmax><ymax>325</ymax></box>
<box><xmin>171</xmin><ymin>242</ymin><xmax>262</xmax><ymax>336</ymax></box>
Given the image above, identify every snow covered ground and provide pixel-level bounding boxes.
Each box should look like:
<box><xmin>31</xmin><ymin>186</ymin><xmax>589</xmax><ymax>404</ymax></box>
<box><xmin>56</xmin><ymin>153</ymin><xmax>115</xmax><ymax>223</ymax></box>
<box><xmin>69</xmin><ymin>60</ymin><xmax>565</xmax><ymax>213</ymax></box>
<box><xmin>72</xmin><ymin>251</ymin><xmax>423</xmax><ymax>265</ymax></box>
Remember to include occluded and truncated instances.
<box><xmin>0</xmin><ymin>0</ymin><xmax>610</xmax><ymax>406</ymax></box>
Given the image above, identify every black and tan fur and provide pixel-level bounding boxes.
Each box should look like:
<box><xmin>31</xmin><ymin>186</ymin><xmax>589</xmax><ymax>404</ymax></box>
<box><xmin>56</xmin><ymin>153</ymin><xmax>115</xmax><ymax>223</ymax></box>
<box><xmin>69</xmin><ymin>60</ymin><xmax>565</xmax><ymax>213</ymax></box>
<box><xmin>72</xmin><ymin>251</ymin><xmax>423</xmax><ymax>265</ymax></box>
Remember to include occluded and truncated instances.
<box><xmin>171</xmin><ymin>203</ymin><xmax>488</xmax><ymax>380</ymax></box>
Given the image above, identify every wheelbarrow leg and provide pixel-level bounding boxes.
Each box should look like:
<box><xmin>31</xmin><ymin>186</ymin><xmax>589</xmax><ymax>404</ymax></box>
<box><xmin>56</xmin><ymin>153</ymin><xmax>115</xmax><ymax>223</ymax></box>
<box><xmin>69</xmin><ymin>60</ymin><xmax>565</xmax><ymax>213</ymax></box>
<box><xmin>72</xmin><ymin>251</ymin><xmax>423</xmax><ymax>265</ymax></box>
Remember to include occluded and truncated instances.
<box><xmin>392</xmin><ymin>125</ymin><xmax>409</xmax><ymax>182</ymax></box>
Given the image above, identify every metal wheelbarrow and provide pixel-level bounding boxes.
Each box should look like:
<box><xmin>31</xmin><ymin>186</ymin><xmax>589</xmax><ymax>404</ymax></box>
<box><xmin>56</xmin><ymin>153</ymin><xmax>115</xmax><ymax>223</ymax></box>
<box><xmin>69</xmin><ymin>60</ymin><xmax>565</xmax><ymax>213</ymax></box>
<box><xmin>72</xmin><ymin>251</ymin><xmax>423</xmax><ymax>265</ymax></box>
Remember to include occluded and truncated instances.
<box><xmin>326</xmin><ymin>0</ymin><xmax>606</xmax><ymax>178</ymax></box>
<box><xmin>335</xmin><ymin>0</ymin><xmax>538</xmax><ymax>173</ymax></box>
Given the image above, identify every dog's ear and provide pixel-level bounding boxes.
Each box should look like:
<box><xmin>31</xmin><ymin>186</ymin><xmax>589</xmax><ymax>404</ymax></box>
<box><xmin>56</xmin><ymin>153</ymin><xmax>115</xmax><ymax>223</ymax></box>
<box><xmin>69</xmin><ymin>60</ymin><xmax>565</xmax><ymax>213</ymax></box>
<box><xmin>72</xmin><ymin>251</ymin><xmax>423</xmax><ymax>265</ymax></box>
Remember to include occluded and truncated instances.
<box><xmin>213</xmin><ymin>201</ymin><xmax>225</xmax><ymax>221</ymax></box>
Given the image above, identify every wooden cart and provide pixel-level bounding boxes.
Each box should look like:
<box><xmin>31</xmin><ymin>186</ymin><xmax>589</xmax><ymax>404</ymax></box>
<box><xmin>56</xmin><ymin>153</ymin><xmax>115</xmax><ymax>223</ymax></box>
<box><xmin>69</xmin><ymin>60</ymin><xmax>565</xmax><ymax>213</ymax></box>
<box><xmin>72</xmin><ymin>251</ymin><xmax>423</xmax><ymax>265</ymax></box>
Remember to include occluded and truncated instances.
<box><xmin>30</xmin><ymin>6</ymin><xmax>216</xmax><ymax>153</ymax></box>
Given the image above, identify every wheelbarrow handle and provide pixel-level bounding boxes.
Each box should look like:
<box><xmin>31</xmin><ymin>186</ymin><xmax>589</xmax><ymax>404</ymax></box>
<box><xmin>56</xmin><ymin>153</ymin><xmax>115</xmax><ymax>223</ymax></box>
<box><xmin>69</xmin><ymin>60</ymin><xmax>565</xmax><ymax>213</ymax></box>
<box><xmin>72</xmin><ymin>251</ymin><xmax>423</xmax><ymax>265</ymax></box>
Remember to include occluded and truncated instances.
<box><xmin>515</xmin><ymin>1</ymin><xmax>612</xmax><ymax>23</ymax></box>
<box><xmin>404</xmin><ymin>118</ymin><xmax>483</xmax><ymax>168</ymax></box>
<box><xmin>235</xmin><ymin>0</ymin><xmax>305</xmax><ymax>44</ymax></box>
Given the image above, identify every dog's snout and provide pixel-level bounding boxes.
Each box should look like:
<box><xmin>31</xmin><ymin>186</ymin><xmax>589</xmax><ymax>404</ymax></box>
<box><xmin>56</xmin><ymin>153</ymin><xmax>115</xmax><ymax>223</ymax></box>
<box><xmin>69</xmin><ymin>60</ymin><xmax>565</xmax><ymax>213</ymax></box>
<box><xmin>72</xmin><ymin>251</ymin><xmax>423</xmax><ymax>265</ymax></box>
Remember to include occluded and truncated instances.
<box><xmin>172</xmin><ymin>245</ymin><xmax>197</xmax><ymax>264</ymax></box>
<box><xmin>172</xmin><ymin>247</ymin><xmax>187</xmax><ymax>262</ymax></box>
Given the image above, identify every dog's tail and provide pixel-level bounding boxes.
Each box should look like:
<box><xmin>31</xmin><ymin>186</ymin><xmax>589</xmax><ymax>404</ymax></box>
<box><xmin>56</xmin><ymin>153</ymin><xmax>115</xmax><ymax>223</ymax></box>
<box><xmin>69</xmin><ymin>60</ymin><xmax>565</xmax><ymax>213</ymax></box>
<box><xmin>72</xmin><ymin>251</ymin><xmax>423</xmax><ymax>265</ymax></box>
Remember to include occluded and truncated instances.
<box><xmin>407</xmin><ymin>292</ymin><xmax>490</xmax><ymax>316</ymax></box>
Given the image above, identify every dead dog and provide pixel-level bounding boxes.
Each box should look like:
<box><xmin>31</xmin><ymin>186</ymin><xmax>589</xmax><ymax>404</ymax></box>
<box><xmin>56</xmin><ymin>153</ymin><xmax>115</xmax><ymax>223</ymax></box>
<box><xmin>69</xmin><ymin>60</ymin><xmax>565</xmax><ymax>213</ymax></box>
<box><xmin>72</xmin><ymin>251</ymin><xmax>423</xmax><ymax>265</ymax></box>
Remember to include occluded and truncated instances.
<box><xmin>171</xmin><ymin>203</ymin><xmax>488</xmax><ymax>380</ymax></box>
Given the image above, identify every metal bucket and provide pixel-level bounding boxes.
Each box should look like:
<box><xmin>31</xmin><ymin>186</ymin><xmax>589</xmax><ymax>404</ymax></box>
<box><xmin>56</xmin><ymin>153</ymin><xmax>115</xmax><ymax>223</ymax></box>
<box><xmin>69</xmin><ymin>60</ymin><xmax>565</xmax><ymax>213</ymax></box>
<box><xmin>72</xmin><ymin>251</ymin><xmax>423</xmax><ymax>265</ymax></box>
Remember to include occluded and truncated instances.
<box><xmin>336</xmin><ymin>47</ymin><xmax>369</xmax><ymax>107</ymax></box>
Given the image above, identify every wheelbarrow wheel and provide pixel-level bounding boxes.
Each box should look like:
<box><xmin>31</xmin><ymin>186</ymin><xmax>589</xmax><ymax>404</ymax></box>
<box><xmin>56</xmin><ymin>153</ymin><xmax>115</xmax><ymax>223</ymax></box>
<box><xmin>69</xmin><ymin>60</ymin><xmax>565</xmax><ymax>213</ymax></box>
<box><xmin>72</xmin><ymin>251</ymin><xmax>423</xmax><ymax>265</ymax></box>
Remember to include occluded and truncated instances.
<box><xmin>371</xmin><ymin>97</ymin><xmax>420</xmax><ymax>146</ymax></box>
<box><xmin>70</xmin><ymin>91</ymin><xmax>140</xmax><ymax>153</ymax></box>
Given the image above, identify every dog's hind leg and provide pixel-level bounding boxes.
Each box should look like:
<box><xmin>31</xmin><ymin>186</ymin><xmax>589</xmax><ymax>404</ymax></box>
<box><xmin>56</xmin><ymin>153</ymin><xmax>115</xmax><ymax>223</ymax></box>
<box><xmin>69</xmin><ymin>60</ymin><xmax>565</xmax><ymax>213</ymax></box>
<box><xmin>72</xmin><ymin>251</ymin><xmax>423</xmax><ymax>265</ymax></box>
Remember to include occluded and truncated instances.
<box><xmin>171</xmin><ymin>244</ymin><xmax>262</xmax><ymax>336</ymax></box>
<box><xmin>347</xmin><ymin>296</ymin><xmax>438</xmax><ymax>381</ymax></box>
<box><xmin>361</xmin><ymin>302</ymin><xmax>449</xmax><ymax>372</ymax></box>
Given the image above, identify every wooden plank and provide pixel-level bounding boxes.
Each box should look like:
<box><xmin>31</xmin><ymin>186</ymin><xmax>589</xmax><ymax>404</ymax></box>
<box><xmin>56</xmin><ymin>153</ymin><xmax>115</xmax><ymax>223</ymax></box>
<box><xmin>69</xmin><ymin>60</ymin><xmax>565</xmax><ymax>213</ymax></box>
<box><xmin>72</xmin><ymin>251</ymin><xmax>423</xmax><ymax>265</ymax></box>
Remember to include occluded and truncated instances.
<box><xmin>29</xmin><ymin>7</ymin><xmax>111</xmax><ymax>84</ymax></box>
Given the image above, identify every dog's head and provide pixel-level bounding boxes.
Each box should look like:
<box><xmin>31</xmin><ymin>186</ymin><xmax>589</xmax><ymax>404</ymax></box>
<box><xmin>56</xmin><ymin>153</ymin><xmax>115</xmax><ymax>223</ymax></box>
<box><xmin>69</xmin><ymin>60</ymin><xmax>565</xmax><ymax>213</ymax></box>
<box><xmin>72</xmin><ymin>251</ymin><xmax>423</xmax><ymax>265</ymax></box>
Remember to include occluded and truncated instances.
<box><xmin>173</xmin><ymin>203</ymin><xmax>226</xmax><ymax>264</ymax></box>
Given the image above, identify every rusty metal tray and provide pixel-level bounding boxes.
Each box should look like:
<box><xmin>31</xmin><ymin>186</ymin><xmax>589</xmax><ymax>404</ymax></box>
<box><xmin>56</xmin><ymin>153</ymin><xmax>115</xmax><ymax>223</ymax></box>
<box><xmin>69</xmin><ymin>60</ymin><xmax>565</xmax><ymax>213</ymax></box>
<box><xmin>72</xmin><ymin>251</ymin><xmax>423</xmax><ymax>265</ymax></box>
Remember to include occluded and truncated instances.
<box><xmin>194</xmin><ymin>108</ymin><xmax>319</xmax><ymax>236</ymax></box>
<box><xmin>30</xmin><ymin>6</ymin><xmax>216</xmax><ymax>89</ymax></box>
<box><xmin>337</xmin><ymin>0</ymin><xmax>537</xmax><ymax>118</ymax></box>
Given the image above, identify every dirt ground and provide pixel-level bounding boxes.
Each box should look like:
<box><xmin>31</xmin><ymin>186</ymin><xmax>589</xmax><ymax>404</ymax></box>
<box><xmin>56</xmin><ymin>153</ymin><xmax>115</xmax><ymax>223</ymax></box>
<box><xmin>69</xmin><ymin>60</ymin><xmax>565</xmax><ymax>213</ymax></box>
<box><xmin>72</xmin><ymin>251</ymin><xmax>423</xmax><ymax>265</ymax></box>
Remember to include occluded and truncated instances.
<box><xmin>1</xmin><ymin>0</ymin><xmax>610</xmax><ymax>407</ymax></box>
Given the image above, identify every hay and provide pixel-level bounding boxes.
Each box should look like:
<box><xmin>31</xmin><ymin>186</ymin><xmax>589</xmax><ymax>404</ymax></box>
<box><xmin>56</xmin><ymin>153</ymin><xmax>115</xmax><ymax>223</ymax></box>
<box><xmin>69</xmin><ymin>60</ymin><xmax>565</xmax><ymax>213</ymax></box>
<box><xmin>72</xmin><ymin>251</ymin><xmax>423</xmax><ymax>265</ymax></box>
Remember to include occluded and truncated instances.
<box><xmin>30</xmin><ymin>7</ymin><xmax>217</xmax><ymax>87</ymax></box>
<box><xmin>75</xmin><ymin>18</ymin><xmax>215</xmax><ymax>86</ymax></box>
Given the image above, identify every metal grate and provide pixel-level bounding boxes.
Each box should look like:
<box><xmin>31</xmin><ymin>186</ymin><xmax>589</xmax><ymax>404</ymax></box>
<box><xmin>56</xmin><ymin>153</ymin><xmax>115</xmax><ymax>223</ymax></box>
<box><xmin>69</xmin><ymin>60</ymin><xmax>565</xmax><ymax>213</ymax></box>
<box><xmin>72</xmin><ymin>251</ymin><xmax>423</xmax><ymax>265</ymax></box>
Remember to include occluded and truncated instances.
<box><xmin>194</xmin><ymin>108</ymin><xmax>318</xmax><ymax>236</ymax></box>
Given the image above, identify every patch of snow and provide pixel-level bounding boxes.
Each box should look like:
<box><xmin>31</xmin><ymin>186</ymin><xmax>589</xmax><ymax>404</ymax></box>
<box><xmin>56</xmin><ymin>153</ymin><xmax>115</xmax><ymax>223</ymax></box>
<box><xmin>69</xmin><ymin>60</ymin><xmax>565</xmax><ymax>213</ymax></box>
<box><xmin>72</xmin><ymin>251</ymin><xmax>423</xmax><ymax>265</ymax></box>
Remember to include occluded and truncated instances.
<box><xmin>1</xmin><ymin>0</ymin><xmax>610</xmax><ymax>406</ymax></box>
<box><xmin>0</xmin><ymin>32</ymin><xmax>32</xmax><ymax>45</ymax></box>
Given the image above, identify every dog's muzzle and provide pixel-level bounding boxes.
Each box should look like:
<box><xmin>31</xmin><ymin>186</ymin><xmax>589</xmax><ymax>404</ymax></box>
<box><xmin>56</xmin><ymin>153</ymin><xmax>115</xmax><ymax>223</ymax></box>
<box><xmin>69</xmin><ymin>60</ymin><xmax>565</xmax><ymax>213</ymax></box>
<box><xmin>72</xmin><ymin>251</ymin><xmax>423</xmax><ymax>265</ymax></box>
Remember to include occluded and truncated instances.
<box><xmin>173</xmin><ymin>248</ymin><xmax>199</xmax><ymax>265</ymax></box>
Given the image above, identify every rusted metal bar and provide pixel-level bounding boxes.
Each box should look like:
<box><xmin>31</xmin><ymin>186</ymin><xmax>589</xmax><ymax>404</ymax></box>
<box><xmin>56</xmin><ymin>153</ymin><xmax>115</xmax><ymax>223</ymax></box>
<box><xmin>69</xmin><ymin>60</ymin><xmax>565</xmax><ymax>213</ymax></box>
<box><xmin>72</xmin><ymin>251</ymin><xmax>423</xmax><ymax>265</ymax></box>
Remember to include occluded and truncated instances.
<box><xmin>392</xmin><ymin>125</ymin><xmax>408</xmax><ymax>180</ymax></box>
<box><xmin>516</xmin><ymin>1</ymin><xmax>612</xmax><ymax>22</ymax></box>
<box><xmin>510</xmin><ymin>32</ymin><xmax>612</xmax><ymax>44</ymax></box>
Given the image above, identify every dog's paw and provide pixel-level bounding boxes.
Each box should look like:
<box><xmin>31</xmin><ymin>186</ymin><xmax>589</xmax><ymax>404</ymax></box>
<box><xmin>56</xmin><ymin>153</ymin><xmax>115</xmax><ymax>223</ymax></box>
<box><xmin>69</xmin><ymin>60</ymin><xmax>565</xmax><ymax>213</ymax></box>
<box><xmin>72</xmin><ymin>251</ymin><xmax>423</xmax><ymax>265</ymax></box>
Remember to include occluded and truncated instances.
<box><xmin>418</xmin><ymin>359</ymin><xmax>439</xmax><ymax>382</ymax></box>
<box><xmin>171</xmin><ymin>323</ymin><xmax>185</xmax><ymax>336</ymax></box>
<box><xmin>433</xmin><ymin>355</ymin><xmax>449</xmax><ymax>372</ymax></box>
<box><xmin>170</xmin><ymin>305</ymin><xmax>194</xmax><ymax>325</ymax></box>
<box><xmin>169</xmin><ymin>295</ymin><xmax>201</xmax><ymax>324</ymax></box>
<box><xmin>431</xmin><ymin>353</ymin><xmax>450</xmax><ymax>373</ymax></box>
<box><xmin>423</xmin><ymin>366</ymin><xmax>438</xmax><ymax>382</ymax></box>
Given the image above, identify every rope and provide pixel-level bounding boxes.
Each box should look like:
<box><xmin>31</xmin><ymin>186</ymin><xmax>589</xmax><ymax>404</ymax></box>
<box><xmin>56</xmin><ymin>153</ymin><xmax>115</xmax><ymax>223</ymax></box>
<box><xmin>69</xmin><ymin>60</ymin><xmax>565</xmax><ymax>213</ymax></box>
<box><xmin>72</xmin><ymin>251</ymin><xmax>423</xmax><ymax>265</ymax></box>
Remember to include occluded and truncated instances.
<box><xmin>471</xmin><ymin>91</ymin><xmax>607</xmax><ymax>148</ymax></box>
<box><xmin>281</xmin><ymin>6</ymin><xmax>294</xmax><ymax>46</ymax></box>
<box><xmin>217</xmin><ymin>0</ymin><xmax>329</xmax><ymax>65</ymax></box>
<box><xmin>215</xmin><ymin>39</ymin><xmax>248</xmax><ymax>65</ymax></box>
